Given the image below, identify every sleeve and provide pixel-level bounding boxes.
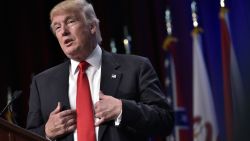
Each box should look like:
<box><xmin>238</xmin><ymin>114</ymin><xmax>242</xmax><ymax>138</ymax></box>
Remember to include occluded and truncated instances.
<box><xmin>26</xmin><ymin>77</ymin><xmax>46</xmax><ymax>137</ymax></box>
<box><xmin>119</xmin><ymin>58</ymin><xmax>174</xmax><ymax>136</ymax></box>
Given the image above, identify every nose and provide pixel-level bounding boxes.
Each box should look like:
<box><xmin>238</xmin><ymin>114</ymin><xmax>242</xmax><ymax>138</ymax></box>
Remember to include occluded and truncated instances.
<box><xmin>61</xmin><ymin>24</ymin><xmax>70</xmax><ymax>36</ymax></box>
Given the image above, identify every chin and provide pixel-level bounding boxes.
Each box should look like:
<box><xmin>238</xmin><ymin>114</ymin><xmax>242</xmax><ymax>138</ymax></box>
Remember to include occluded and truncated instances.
<box><xmin>66</xmin><ymin>54</ymin><xmax>83</xmax><ymax>61</ymax></box>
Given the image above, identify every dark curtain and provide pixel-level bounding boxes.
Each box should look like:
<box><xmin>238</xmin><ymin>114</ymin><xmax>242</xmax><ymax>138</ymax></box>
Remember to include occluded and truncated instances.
<box><xmin>1</xmin><ymin>0</ymin><xmax>171</xmax><ymax>128</ymax></box>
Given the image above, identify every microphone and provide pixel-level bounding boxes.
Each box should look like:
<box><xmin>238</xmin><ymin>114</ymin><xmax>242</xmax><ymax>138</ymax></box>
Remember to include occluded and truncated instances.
<box><xmin>0</xmin><ymin>90</ymin><xmax>22</xmax><ymax>117</ymax></box>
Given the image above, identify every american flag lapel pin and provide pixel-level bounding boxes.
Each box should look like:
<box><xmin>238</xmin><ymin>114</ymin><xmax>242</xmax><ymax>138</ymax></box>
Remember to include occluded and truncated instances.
<box><xmin>111</xmin><ymin>74</ymin><xmax>117</xmax><ymax>79</ymax></box>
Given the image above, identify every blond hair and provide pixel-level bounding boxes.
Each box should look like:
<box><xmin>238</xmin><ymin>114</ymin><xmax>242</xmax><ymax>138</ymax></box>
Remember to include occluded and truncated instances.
<box><xmin>50</xmin><ymin>0</ymin><xmax>102</xmax><ymax>43</ymax></box>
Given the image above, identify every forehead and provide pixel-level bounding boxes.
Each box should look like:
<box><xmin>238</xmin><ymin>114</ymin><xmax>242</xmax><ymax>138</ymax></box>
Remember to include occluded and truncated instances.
<box><xmin>51</xmin><ymin>9</ymin><xmax>83</xmax><ymax>23</ymax></box>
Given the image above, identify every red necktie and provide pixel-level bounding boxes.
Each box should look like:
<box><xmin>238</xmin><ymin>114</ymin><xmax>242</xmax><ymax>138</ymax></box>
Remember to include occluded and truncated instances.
<box><xmin>76</xmin><ymin>61</ymin><xmax>96</xmax><ymax>141</ymax></box>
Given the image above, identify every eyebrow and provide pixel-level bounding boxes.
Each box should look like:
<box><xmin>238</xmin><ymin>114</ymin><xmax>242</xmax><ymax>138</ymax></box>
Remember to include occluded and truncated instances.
<box><xmin>52</xmin><ymin>15</ymin><xmax>76</xmax><ymax>25</ymax></box>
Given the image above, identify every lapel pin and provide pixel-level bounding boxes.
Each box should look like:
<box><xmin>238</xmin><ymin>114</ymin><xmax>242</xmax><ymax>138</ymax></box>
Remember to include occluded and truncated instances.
<box><xmin>111</xmin><ymin>74</ymin><xmax>117</xmax><ymax>79</ymax></box>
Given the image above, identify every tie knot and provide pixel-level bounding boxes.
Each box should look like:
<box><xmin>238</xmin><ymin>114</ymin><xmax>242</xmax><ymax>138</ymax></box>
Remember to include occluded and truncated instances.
<box><xmin>78</xmin><ymin>61</ymin><xmax>89</xmax><ymax>72</ymax></box>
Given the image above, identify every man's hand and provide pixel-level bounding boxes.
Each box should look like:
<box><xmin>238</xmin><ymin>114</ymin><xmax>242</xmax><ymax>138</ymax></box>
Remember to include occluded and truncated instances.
<box><xmin>94</xmin><ymin>92</ymin><xmax>122</xmax><ymax>126</ymax></box>
<box><xmin>45</xmin><ymin>102</ymin><xmax>76</xmax><ymax>140</ymax></box>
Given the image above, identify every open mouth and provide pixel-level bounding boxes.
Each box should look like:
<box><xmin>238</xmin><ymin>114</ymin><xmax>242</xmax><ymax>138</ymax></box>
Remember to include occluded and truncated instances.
<box><xmin>64</xmin><ymin>39</ymin><xmax>74</xmax><ymax>46</ymax></box>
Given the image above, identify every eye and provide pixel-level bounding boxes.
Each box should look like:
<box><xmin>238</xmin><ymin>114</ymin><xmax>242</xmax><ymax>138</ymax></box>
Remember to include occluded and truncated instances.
<box><xmin>53</xmin><ymin>24</ymin><xmax>61</xmax><ymax>32</ymax></box>
<box><xmin>67</xmin><ymin>19</ymin><xmax>76</xmax><ymax>25</ymax></box>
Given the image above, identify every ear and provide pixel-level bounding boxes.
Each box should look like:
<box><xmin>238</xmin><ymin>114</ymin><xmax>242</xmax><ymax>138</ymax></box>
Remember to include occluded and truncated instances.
<box><xmin>90</xmin><ymin>22</ymin><xmax>97</xmax><ymax>34</ymax></box>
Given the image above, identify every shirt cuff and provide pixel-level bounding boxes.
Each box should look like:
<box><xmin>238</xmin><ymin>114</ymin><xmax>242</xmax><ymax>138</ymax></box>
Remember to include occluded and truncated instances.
<box><xmin>114</xmin><ymin>109</ymin><xmax>122</xmax><ymax>126</ymax></box>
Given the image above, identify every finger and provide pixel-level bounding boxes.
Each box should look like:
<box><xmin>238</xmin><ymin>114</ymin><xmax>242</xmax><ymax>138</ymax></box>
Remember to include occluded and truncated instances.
<box><xmin>63</xmin><ymin>119</ymin><xmax>76</xmax><ymax>133</ymax></box>
<box><xmin>95</xmin><ymin>111</ymin><xmax>103</xmax><ymax>119</ymax></box>
<box><xmin>57</xmin><ymin>119</ymin><xmax>76</xmax><ymax>135</ymax></box>
<box><xmin>59</xmin><ymin>109</ymin><xmax>76</xmax><ymax>117</ymax></box>
<box><xmin>66</xmin><ymin>118</ymin><xmax>77</xmax><ymax>127</ymax></box>
<box><xmin>94</xmin><ymin>101</ymin><xmax>101</xmax><ymax>112</ymax></box>
<box><xmin>51</xmin><ymin>102</ymin><xmax>62</xmax><ymax>115</ymax></box>
<box><xmin>95</xmin><ymin>117</ymin><xmax>105</xmax><ymax>126</ymax></box>
<box><xmin>99</xmin><ymin>91</ymin><xmax>105</xmax><ymax>100</ymax></box>
<box><xmin>61</xmin><ymin>116</ymin><xmax>76</xmax><ymax>124</ymax></box>
<box><xmin>65</xmin><ymin>124</ymin><xmax>76</xmax><ymax>133</ymax></box>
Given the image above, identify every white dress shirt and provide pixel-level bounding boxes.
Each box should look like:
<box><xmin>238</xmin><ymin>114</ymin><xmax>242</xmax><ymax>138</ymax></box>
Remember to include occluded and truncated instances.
<box><xmin>69</xmin><ymin>45</ymin><xmax>102</xmax><ymax>141</ymax></box>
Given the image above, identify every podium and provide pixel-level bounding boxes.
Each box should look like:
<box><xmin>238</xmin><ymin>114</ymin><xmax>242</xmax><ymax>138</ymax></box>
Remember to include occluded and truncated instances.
<box><xmin>0</xmin><ymin>118</ymin><xmax>47</xmax><ymax>141</ymax></box>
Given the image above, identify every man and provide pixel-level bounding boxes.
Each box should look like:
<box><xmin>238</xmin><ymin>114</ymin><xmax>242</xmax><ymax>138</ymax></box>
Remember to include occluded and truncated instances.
<box><xmin>26</xmin><ymin>0</ymin><xmax>174</xmax><ymax>141</ymax></box>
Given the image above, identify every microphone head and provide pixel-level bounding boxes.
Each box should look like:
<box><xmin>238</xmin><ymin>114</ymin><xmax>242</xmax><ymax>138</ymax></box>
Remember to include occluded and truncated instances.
<box><xmin>0</xmin><ymin>90</ymin><xmax>22</xmax><ymax>117</ymax></box>
<box><xmin>12</xmin><ymin>90</ymin><xmax>22</xmax><ymax>100</ymax></box>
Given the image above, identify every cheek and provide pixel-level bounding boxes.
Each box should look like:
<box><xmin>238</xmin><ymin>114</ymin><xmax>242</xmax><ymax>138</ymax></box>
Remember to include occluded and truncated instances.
<box><xmin>56</xmin><ymin>36</ymin><xmax>64</xmax><ymax>45</ymax></box>
<box><xmin>74</xmin><ymin>33</ymin><xmax>85</xmax><ymax>45</ymax></box>
<box><xmin>78</xmin><ymin>31</ymin><xmax>89</xmax><ymax>42</ymax></box>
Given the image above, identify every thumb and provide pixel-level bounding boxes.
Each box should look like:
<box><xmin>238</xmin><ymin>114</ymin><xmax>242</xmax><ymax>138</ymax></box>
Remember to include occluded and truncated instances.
<box><xmin>51</xmin><ymin>102</ymin><xmax>61</xmax><ymax>115</ymax></box>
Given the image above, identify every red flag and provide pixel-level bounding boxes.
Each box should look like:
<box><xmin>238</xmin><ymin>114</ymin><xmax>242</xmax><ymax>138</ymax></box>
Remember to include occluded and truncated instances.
<box><xmin>220</xmin><ymin>8</ymin><xmax>233</xmax><ymax>141</ymax></box>
<box><xmin>219</xmin><ymin>7</ymin><xmax>233</xmax><ymax>141</ymax></box>
<box><xmin>219</xmin><ymin>6</ymin><xmax>245</xmax><ymax>141</ymax></box>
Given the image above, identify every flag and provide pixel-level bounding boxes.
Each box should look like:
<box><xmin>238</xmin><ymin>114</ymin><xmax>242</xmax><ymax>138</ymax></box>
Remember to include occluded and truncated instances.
<box><xmin>163</xmin><ymin>35</ymin><xmax>189</xmax><ymax>141</ymax></box>
<box><xmin>192</xmin><ymin>27</ymin><xmax>219</xmax><ymax>141</ymax></box>
<box><xmin>219</xmin><ymin>6</ymin><xmax>245</xmax><ymax>141</ymax></box>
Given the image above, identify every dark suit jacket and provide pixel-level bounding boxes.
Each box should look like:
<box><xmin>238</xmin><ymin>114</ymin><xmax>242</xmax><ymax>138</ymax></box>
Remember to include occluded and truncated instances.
<box><xmin>26</xmin><ymin>50</ymin><xmax>174</xmax><ymax>141</ymax></box>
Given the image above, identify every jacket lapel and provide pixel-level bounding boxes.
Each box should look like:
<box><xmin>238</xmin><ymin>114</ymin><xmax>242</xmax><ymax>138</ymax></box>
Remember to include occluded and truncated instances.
<box><xmin>54</xmin><ymin>60</ymin><xmax>71</xmax><ymax>110</ymax></box>
<box><xmin>98</xmin><ymin>50</ymin><xmax>122</xmax><ymax>141</ymax></box>
<box><xmin>52</xmin><ymin>60</ymin><xmax>73</xmax><ymax>141</ymax></box>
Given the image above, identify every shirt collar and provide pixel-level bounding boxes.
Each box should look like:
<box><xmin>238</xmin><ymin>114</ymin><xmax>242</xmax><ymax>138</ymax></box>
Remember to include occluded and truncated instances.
<box><xmin>70</xmin><ymin>45</ymin><xmax>102</xmax><ymax>74</ymax></box>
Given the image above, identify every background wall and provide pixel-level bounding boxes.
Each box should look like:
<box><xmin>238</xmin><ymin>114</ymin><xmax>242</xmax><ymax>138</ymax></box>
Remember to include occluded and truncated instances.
<box><xmin>1</xmin><ymin>0</ymin><xmax>249</xmax><ymax>141</ymax></box>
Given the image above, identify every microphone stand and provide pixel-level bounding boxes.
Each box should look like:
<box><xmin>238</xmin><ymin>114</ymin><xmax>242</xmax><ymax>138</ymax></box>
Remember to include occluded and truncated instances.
<box><xmin>0</xmin><ymin>91</ymin><xmax>22</xmax><ymax>120</ymax></box>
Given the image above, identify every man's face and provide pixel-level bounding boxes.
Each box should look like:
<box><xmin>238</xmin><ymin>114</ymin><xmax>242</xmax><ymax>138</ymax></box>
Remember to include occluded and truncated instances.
<box><xmin>51</xmin><ymin>10</ymin><xmax>96</xmax><ymax>61</ymax></box>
